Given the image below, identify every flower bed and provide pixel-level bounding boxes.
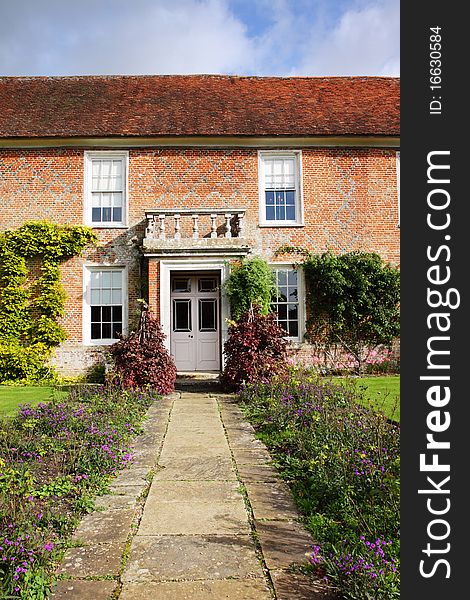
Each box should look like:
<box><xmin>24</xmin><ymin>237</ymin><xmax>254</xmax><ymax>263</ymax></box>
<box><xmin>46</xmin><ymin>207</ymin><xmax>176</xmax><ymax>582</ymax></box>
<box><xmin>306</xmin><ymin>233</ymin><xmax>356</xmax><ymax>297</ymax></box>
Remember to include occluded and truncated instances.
<box><xmin>239</xmin><ymin>372</ymin><xmax>400</xmax><ymax>599</ymax></box>
<box><xmin>0</xmin><ymin>385</ymin><xmax>159</xmax><ymax>598</ymax></box>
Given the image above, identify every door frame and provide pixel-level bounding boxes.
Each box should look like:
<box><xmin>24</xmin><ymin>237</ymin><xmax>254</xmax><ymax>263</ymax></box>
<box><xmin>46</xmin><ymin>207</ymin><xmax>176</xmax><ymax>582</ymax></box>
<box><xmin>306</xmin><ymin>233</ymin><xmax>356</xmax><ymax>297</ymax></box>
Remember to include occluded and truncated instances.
<box><xmin>160</xmin><ymin>259</ymin><xmax>230</xmax><ymax>370</ymax></box>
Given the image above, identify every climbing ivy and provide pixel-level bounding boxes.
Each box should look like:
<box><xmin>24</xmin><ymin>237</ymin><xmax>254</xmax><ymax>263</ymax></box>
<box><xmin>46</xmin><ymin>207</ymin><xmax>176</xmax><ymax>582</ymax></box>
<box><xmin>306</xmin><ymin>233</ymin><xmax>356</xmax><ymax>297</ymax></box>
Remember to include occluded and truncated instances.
<box><xmin>276</xmin><ymin>246</ymin><xmax>400</xmax><ymax>373</ymax></box>
<box><xmin>224</xmin><ymin>256</ymin><xmax>277</xmax><ymax>320</ymax></box>
<box><xmin>0</xmin><ymin>222</ymin><xmax>97</xmax><ymax>382</ymax></box>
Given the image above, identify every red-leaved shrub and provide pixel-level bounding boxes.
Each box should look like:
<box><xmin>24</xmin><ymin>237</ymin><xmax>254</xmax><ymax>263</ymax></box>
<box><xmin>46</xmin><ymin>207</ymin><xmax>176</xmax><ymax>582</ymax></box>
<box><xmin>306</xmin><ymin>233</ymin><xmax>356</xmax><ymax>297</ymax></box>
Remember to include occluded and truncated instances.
<box><xmin>108</xmin><ymin>308</ymin><xmax>176</xmax><ymax>394</ymax></box>
<box><xmin>221</xmin><ymin>304</ymin><xmax>289</xmax><ymax>392</ymax></box>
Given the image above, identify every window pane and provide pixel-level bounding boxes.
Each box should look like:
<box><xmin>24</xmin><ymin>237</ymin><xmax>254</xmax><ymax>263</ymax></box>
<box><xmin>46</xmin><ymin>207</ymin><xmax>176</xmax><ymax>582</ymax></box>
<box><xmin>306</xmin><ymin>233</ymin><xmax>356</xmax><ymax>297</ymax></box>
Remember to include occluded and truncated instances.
<box><xmin>112</xmin><ymin>321</ymin><xmax>122</xmax><ymax>338</ymax></box>
<box><xmin>285</xmin><ymin>190</ymin><xmax>295</xmax><ymax>205</ymax></box>
<box><xmin>277</xmin><ymin>304</ymin><xmax>287</xmax><ymax>320</ymax></box>
<box><xmin>199</xmin><ymin>278</ymin><xmax>217</xmax><ymax>292</ymax></box>
<box><xmin>172</xmin><ymin>278</ymin><xmax>191</xmax><ymax>293</ymax></box>
<box><xmin>112</xmin><ymin>192</ymin><xmax>123</xmax><ymax>207</ymax></box>
<box><xmin>199</xmin><ymin>299</ymin><xmax>217</xmax><ymax>331</ymax></box>
<box><xmin>91</xmin><ymin>323</ymin><xmax>101</xmax><ymax>339</ymax></box>
<box><xmin>266</xmin><ymin>205</ymin><xmax>275</xmax><ymax>221</ymax></box>
<box><xmin>173</xmin><ymin>300</ymin><xmax>191</xmax><ymax>331</ymax></box>
<box><xmin>102</xmin><ymin>322</ymin><xmax>112</xmax><ymax>339</ymax></box>
<box><xmin>287</xmin><ymin>270</ymin><xmax>297</xmax><ymax>285</ymax></box>
<box><xmin>278</xmin><ymin>287</ymin><xmax>288</xmax><ymax>302</ymax></box>
<box><xmin>101</xmin><ymin>289</ymin><xmax>111</xmax><ymax>304</ymax></box>
<box><xmin>288</xmin><ymin>321</ymin><xmax>298</xmax><ymax>337</ymax></box>
<box><xmin>286</xmin><ymin>205</ymin><xmax>296</xmax><ymax>221</ymax></box>
<box><xmin>102</xmin><ymin>207</ymin><xmax>112</xmax><ymax>222</ymax></box>
<box><xmin>277</xmin><ymin>270</ymin><xmax>287</xmax><ymax>286</ymax></box>
<box><xmin>101</xmin><ymin>193</ymin><xmax>112</xmax><ymax>207</ymax></box>
<box><xmin>275</xmin><ymin>204</ymin><xmax>285</xmax><ymax>220</ymax></box>
<box><xmin>112</xmin><ymin>289</ymin><xmax>122</xmax><ymax>304</ymax></box>
<box><xmin>112</xmin><ymin>207</ymin><xmax>122</xmax><ymax>222</ymax></box>
<box><xmin>90</xmin><ymin>289</ymin><xmax>100</xmax><ymax>305</ymax></box>
<box><xmin>288</xmin><ymin>305</ymin><xmax>298</xmax><ymax>320</ymax></box>
<box><xmin>111</xmin><ymin>271</ymin><xmax>122</xmax><ymax>287</ymax></box>
<box><xmin>265</xmin><ymin>191</ymin><xmax>274</xmax><ymax>205</ymax></box>
<box><xmin>112</xmin><ymin>306</ymin><xmax>122</xmax><ymax>321</ymax></box>
<box><xmin>91</xmin><ymin>306</ymin><xmax>101</xmax><ymax>322</ymax></box>
<box><xmin>92</xmin><ymin>207</ymin><xmax>101</xmax><ymax>222</ymax></box>
<box><xmin>102</xmin><ymin>306</ymin><xmax>111</xmax><ymax>322</ymax></box>
<box><xmin>101</xmin><ymin>272</ymin><xmax>112</xmax><ymax>288</ymax></box>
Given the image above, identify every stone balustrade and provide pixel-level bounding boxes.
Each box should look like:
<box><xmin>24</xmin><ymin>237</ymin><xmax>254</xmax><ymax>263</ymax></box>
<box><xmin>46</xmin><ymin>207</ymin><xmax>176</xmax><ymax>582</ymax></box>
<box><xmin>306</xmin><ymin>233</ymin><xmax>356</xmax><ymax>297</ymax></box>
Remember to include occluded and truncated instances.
<box><xmin>143</xmin><ymin>209</ymin><xmax>249</xmax><ymax>257</ymax></box>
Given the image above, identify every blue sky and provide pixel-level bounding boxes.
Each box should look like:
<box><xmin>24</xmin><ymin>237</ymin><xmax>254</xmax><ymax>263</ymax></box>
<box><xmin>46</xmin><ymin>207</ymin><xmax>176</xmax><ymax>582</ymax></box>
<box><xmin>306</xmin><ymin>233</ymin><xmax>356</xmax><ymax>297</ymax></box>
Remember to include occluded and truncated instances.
<box><xmin>0</xmin><ymin>0</ymin><xmax>399</xmax><ymax>77</ymax></box>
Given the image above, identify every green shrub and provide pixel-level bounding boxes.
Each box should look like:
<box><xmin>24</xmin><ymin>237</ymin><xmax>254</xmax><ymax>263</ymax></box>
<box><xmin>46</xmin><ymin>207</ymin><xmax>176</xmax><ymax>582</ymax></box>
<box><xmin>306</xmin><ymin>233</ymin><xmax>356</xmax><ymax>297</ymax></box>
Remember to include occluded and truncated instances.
<box><xmin>224</xmin><ymin>256</ymin><xmax>277</xmax><ymax>320</ymax></box>
<box><xmin>0</xmin><ymin>342</ymin><xmax>52</xmax><ymax>382</ymax></box>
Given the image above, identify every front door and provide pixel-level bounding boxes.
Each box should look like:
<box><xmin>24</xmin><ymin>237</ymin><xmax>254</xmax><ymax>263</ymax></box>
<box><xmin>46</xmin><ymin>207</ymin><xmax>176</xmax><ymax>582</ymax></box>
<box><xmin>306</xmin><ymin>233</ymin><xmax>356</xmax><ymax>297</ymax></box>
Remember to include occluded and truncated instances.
<box><xmin>170</xmin><ymin>274</ymin><xmax>220</xmax><ymax>371</ymax></box>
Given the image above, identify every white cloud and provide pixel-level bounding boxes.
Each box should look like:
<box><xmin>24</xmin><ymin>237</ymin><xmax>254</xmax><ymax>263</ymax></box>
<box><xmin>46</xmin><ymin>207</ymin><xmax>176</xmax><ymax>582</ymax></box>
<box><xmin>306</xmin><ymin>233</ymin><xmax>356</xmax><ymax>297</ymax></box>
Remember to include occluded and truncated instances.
<box><xmin>293</xmin><ymin>0</ymin><xmax>400</xmax><ymax>76</ymax></box>
<box><xmin>0</xmin><ymin>0</ymin><xmax>256</xmax><ymax>76</ymax></box>
<box><xmin>0</xmin><ymin>0</ymin><xmax>399</xmax><ymax>77</ymax></box>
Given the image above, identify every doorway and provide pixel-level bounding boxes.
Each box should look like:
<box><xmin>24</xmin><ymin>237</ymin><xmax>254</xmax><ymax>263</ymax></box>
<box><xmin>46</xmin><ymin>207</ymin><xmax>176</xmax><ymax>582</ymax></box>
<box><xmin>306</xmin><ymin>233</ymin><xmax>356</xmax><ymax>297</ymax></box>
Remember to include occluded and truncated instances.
<box><xmin>170</xmin><ymin>273</ymin><xmax>221</xmax><ymax>371</ymax></box>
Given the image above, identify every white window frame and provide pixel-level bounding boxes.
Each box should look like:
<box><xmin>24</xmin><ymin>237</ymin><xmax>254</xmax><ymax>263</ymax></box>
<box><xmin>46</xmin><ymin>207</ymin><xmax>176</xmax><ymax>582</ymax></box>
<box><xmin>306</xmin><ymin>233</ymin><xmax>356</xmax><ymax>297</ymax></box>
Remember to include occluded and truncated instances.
<box><xmin>84</xmin><ymin>151</ymin><xmax>129</xmax><ymax>228</ymax></box>
<box><xmin>396</xmin><ymin>151</ymin><xmax>400</xmax><ymax>227</ymax></box>
<box><xmin>83</xmin><ymin>265</ymin><xmax>128</xmax><ymax>345</ymax></box>
<box><xmin>258</xmin><ymin>150</ymin><xmax>304</xmax><ymax>226</ymax></box>
<box><xmin>271</xmin><ymin>264</ymin><xmax>305</xmax><ymax>343</ymax></box>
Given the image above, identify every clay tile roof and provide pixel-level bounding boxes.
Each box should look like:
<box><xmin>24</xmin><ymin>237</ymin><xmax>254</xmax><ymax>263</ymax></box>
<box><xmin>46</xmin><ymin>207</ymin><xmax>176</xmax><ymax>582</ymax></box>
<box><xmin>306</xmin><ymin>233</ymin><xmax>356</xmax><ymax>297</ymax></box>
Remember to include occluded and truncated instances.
<box><xmin>0</xmin><ymin>75</ymin><xmax>399</xmax><ymax>139</ymax></box>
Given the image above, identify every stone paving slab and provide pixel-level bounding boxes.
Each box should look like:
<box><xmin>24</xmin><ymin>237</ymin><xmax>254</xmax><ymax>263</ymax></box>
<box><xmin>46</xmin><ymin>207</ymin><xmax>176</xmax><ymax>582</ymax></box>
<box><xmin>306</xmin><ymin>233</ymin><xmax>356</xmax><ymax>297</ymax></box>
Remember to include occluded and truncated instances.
<box><xmin>50</xmin><ymin>580</ymin><xmax>117</xmax><ymax>599</ymax></box>
<box><xmin>95</xmin><ymin>488</ymin><xmax>142</xmax><ymax>510</ymax></box>
<box><xmin>122</xmin><ymin>534</ymin><xmax>264</xmax><ymax>582</ymax></box>
<box><xmin>159</xmin><ymin>444</ymin><xmax>230</xmax><ymax>461</ymax></box>
<box><xmin>270</xmin><ymin>571</ymin><xmax>337</xmax><ymax>599</ymax></box>
<box><xmin>110</xmin><ymin>467</ymin><xmax>150</xmax><ymax>487</ymax></box>
<box><xmin>162</xmin><ymin>432</ymin><xmax>228</xmax><ymax>447</ymax></box>
<box><xmin>138</xmin><ymin>500</ymin><xmax>250</xmax><ymax>535</ymax></box>
<box><xmin>154</xmin><ymin>456</ymin><xmax>236</xmax><ymax>480</ymax></box>
<box><xmin>229</xmin><ymin>436</ymin><xmax>270</xmax><ymax>450</ymax></box>
<box><xmin>71</xmin><ymin>508</ymin><xmax>136</xmax><ymax>543</ymax></box>
<box><xmin>57</xmin><ymin>541</ymin><xmax>126</xmax><ymax>577</ymax></box>
<box><xmin>224</xmin><ymin>422</ymin><xmax>256</xmax><ymax>433</ymax></box>
<box><xmin>237</xmin><ymin>463</ymin><xmax>280</xmax><ymax>483</ymax></box>
<box><xmin>230</xmin><ymin>447</ymin><xmax>273</xmax><ymax>464</ymax></box>
<box><xmin>244</xmin><ymin>482</ymin><xmax>299</xmax><ymax>520</ymax></box>
<box><xmin>146</xmin><ymin>480</ymin><xmax>243</xmax><ymax>503</ymax></box>
<box><xmin>119</xmin><ymin>579</ymin><xmax>272</xmax><ymax>600</ymax></box>
<box><xmin>255</xmin><ymin>520</ymin><xmax>314</xmax><ymax>569</ymax></box>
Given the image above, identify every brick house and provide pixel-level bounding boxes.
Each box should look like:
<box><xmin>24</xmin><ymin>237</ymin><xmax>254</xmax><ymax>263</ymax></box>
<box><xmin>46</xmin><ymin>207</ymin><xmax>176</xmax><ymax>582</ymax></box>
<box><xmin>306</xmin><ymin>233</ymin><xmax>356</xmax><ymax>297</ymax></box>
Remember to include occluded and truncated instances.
<box><xmin>0</xmin><ymin>75</ymin><xmax>399</xmax><ymax>375</ymax></box>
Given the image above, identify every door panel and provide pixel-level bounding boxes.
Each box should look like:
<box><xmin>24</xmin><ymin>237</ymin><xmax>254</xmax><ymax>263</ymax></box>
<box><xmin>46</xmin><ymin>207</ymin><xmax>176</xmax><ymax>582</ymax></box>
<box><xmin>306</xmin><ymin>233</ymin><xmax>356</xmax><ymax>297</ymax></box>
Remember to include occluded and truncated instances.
<box><xmin>170</xmin><ymin>274</ymin><xmax>220</xmax><ymax>371</ymax></box>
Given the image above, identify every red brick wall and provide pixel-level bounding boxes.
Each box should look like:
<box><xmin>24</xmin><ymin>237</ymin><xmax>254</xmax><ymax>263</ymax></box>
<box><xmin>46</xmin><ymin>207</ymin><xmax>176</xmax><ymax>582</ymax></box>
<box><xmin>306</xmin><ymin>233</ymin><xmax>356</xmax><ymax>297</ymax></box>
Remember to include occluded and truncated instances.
<box><xmin>0</xmin><ymin>146</ymin><xmax>399</xmax><ymax>347</ymax></box>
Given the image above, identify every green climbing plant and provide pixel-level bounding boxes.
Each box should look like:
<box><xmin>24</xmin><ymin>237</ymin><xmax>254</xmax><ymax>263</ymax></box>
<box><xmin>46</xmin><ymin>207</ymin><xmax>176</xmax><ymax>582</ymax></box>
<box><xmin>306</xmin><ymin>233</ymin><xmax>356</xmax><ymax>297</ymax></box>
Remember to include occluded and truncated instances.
<box><xmin>224</xmin><ymin>256</ymin><xmax>277</xmax><ymax>320</ymax></box>
<box><xmin>276</xmin><ymin>246</ymin><xmax>400</xmax><ymax>373</ymax></box>
<box><xmin>0</xmin><ymin>221</ymin><xmax>97</xmax><ymax>382</ymax></box>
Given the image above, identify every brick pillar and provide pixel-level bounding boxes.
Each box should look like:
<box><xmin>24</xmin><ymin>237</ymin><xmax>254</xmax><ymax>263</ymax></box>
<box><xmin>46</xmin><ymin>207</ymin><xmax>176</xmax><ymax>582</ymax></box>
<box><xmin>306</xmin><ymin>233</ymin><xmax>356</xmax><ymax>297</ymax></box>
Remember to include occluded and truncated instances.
<box><xmin>148</xmin><ymin>258</ymin><xmax>160</xmax><ymax>321</ymax></box>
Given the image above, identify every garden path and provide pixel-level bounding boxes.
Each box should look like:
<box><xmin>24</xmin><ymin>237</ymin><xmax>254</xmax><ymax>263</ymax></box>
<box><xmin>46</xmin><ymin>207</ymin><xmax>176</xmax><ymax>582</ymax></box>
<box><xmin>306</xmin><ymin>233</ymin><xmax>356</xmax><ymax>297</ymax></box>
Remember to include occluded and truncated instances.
<box><xmin>52</xmin><ymin>391</ymin><xmax>334</xmax><ymax>600</ymax></box>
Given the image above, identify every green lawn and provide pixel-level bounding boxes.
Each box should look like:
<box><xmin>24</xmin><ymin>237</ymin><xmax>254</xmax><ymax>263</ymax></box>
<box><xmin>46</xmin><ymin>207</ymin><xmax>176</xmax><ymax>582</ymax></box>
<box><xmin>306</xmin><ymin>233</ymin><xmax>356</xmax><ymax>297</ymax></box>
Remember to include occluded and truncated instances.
<box><xmin>0</xmin><ymin>386</ymin><xmax>69</xmax><ymax>417</ymax></box>
<box><xmin>336</xmin><ymin>375</ymin><xmax>400</xmax><ymax>422</ymax></box>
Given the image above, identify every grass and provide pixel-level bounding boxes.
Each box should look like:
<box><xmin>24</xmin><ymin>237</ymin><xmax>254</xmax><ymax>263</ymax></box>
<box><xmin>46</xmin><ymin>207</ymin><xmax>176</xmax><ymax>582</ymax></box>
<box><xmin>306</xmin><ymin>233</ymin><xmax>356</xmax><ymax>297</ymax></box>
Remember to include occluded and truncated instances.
<box><xmin>334</xmin><ymin>375</ymin><xmax>400</xmax><ymax>422</ymax></box>
<box><xmin>0</xmin><ymin>385</ymin><xmax>69</xmax><ymax>417</ymax></box>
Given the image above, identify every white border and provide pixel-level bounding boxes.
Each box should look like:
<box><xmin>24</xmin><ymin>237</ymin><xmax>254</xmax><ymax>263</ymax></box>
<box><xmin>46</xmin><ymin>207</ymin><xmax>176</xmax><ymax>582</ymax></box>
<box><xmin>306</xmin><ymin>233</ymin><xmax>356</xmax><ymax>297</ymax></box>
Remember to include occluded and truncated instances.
<box><xmin>159</xmin><ymin>259</ymin><xmax>230</xmax><ymax>360</ymax></box>
<box><xmin>82</xmin><ymin>264</ymin><xmax>128</xmax><ymax>345</ymax></box>
<box><xmin>270</xmin><ymin>262</ymin><xmax>306</xmax><ymax>343</ymax></box>
<box><xmin>83</xmin><ymin>150</ymin><xmax>129</xmax><ymax>228</ymax></box>
<box><xmin>258</xmin><ymin>150</ymin><xmax>304</xmax><ymax>227</ymax></box>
